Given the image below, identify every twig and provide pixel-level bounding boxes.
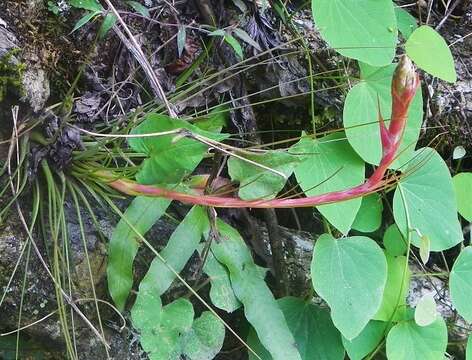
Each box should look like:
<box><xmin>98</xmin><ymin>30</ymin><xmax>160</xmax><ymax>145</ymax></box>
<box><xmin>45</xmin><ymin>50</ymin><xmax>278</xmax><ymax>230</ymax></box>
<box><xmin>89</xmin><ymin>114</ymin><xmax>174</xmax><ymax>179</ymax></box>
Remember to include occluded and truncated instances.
<box><xmin>103</xmin><ymin>0</ymin><xmax>177</xmax><ymax>117</ymax></box>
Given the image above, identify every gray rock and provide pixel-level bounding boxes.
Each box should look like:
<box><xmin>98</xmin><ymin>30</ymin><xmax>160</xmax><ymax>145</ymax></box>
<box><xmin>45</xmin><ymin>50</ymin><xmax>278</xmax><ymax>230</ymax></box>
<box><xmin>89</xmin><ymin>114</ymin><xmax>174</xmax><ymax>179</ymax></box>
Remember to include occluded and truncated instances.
<box><xmin>21</xmin><ymin>66</ymin><xmax>50</xmax><ymax>112</ymax></box>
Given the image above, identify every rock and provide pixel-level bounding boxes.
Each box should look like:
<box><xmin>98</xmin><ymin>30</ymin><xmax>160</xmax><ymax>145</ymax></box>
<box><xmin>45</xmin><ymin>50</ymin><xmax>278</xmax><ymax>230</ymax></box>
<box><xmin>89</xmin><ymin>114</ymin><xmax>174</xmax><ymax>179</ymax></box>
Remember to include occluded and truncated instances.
<box><xmin>21</xmin><ymin>65</ymin><xmax>50</xmax><ymax>112</ymax></box>
<box><xmin>0</xmin><ymin>19</ymin><xmax>18</xmax><ymax>57</ymax></box>
<box><xmin>0</xmin><ymin>16</ymin><xmax>50</xmax><ymax>112</ymax></box>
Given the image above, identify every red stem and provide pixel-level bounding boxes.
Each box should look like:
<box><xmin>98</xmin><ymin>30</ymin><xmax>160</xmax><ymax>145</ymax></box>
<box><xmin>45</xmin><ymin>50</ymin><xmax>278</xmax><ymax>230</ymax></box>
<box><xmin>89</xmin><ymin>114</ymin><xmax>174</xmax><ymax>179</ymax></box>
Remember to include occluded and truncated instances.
<box><xmin>102</xmin><ymin>56</ymin><xmax>420</xmax><ymax>209</ymax></box>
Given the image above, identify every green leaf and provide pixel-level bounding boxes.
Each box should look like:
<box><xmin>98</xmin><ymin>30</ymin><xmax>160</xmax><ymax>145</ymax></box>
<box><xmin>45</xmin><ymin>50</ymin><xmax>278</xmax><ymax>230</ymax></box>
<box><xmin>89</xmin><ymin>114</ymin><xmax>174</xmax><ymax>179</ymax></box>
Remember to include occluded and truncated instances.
<box><xmin>129</xmin><ymin>113</ymin><xmax>227</xmax><ymax>184</ymax></box>
<box><xmin>352</xmin><ymin>194</ymin><xmax>383</xmax><ymax>232</ymax></box>
<box><xmin>311</xmin><ymin>0</ymin><xmax>396</xmax><ymax>66</ymax></box>
<box><xmin>137</xmin><ymin>206</ymin><xmax>208</xmax><ymax>296</ymax></box>
<box><xmin>232</xmin><ymin>28</ymin><xmax>261</xmax><ymax>51</ymax></box>
<box><xmin>130</xmin><ymin>288</ymin><xmax>162</xmax><ymax>332</ymax></box>
<box><xmin>248</xmin><ymin>297</ymin><xmax>345</xmax><ymax>360</ymax></box>
<box><xmin>69</xmin><ymin>0</ymin><xmax>103</xmax><ymax>11</ymax></box>
<box><xmin>342</xmin><ymin>320</ymin><xmax>388</xmax><ymax>360</ymax></box>
<box><xmin>383</xmin><ymin>224</ymin><xmax>407</xmax><ymax>257</ymax></box>
<box><xmin>395</xmin><ymin>8</ymin><xmax>417</xmax><ymax>39</ymax></box>
<box><xmin>126</xmin><ymin>1</ymin><xmax>150</xmax><ymax>17</ymax></box>
<box><xmin>386</xmin><ymin>317</ymin><xmax>447</xmax><ymax>360</ymax></box>
<box><xmin>414</xmin><ymin>293</ymin><xmax>437</xmax><ymax>327</ymax></box>
<box><xmin>452</xmin><ymin>172</ymin><xmax>472</xmax><ymax>221</ymax></box>
<box><xmin>450</xmin><ymin>247</ymin><xmax>472</xmax><ymax>322</ymax></box>
<box><xmin>177</xmin><ymin>25</ymin><xmax>186</xmax><ymax>57</ymax></box>
<box><xmin>98</xmin><ymin>13</ymin><xmax>117</xmax><ymax>39</ymax></box>
<box><xmin>211</xmin><ymin>221</ymin><xmax>302</xmax><ymax>360</ymax></box>
<box><xmin>228</xmin><ymin>150</ymin><xmax>299</xmax><ymax>200</ymax></box>
<box><xmin>393</xmin><ymin>147</ymin><xmax>463</xmax><ymax>251</ymax></box>
<box><xmin>373</xmin><ymin>254</ymin><xmax>410</xmax><ymax>322</ymax></box>
<box><xmin>71</xmin><ymin>11</ymin><xmax>100</xmax><ymax>33</ymax></box>
<box><xmin>135</xmin><ymin>298</ymin><xmax>195</xmax><ymax>360</ymax></box>
<box><xmin>406</xmin><ymin>25</ymin><xmax>457</xmax><ymax>83</ymax></box>
<box><xmin>107</xmin><ymin>196</ymin><xmax>170</xmax><ymax>310</ymax></box>
<box><xmin>311</xmin><ymin>234</ymin><xmax>387</xmax><ymax>340</ymax></box>
<box><xmin>224</xmin><ymin>34</ymin><xmax>244</xmax><ymax>59</ymax></box>
<box><xmin>203</xmin><ymin>251</ymin><xmax>241</xmax><ymax>312</ymax></box>
<box><xmin>343</xmin><ymin>62</ymin><xmax>423</xmax><ymax>167</ymax></box>
<box><xmin>181</xmin><ymin>312</ymin><xmax>225</xmax><ymax>360</ymax></box>
<box><xmin>292</xmin><ymin>132</ymin><xmax>365</xmax><ymax>234</ymax></box>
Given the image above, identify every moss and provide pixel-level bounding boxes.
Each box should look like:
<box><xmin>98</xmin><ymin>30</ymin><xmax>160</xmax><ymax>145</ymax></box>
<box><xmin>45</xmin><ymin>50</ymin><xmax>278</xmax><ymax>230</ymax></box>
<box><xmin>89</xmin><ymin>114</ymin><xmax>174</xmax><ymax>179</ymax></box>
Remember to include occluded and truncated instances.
<box><xmin>0</xmin><ymin>49</ymin><xmax>25</xmax><ymax>102</ymax></box>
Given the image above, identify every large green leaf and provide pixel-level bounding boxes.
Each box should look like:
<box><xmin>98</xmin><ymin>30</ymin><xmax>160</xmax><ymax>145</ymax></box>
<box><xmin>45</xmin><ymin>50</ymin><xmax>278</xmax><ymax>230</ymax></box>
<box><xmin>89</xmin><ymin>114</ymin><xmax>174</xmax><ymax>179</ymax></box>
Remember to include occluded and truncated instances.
<box><xmin>211</xmin><ymin>221</ymin><xmax>301</xmax><ymax>360</ymax></box>
<box><xmin>393</xmin><ymin>148</ymin><xmax>463</xmax><ymax>251</ymax></box>
<box><xmin>129</xmin><ymin>113</ymin><xmax>227</xmax><ymax>184</ymax></box>
<box><xmin>452</xmin><ymin>172</ymin><xmax>472</xmax><ymax>221</ymax></box>
<box><xmin>373</xmin><ymin>254</ymin><xmax>410</xmax><ymax>322</ymax></box>
<box><xmin>311</xmin><ymin>234</ymin><xmax>387</xmax><ymax>340</ymax></box>
<box><xmin>136</xmin><ymin>206</ymin><xmax>208</xmax><ymax>296</ymax></box>
<box><xmin>247</xmin><ymin>297</ymin><xmax>344</xmax><ymax>360</ymax></box>
<box><xmin>450</xmin><ymin>247</ymin><xmax>472</xmax><ymax>322</ymax></box>
<box><xmin>107</xmin><ymin>197</ymin><xmax>170</xmax><ymax>310</ymax></box>
<box><xmin>181</xmin><ymin>312</ymin><xmax>225</xmax><ymax>360</ymax></box>
<box><xmin>203</xmin><ymin>251</ymin><xmax>241</xmax><ymax>313</ymax></box>
<box><xmin>342</xmin><ymin>320</ymin><xmax>388</xmax><ymax>360</ymax></box>
<box><xmin>228</xmin><ymin>150</ymin><xmax>300</xmax><ymax>200</ymax></box>
<box><xmin>343</xmin><ymin>63</ymin><xmax>423</xmax><ymax>167</ymax></box>
<box><xmin>405</xmin><ymin>25</ymin><xmax>456</xmax><ymax>83</ymax></box>
<box><xmin>352</xmin><ymin>193</ymin><xmax>383</xmax><ymax>232</ymax></box>
<box><xmin>292</xmin><ymin>132</ymin><xmax>365</xmax><ymax>234</ymax></box>
<box><xmin>311</xmin><ymin>0</ymin><xmax>396</xmax><ymax>66</ymax></box>
<box><xmin>386</xmin><ymin>317</ymin><xmax>447</xmax><ymax>360</ymax></box>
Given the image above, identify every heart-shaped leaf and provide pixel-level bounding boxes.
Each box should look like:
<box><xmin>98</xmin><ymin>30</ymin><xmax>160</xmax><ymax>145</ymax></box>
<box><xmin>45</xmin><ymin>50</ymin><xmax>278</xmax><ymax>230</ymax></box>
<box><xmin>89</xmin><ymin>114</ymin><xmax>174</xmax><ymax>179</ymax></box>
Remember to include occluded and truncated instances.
<box><xmin>393</xmin><ymin>148</ymin><xmax>463</xmax><ymax>251</ymax></box>
<box><xmin>228</xmin><ymin>150</ymin><xmax>299</xmax><ymax>200</ymax></box>
<box><xmin>247</xmin><ymin>297</ymin><xmax>345</xmax><ymax>360</ymax></box>
<box><xmin>383</xmin><ymin>224</ymin><xmax>407</xmax><ymax>257</ymax></box>
<box><xmin>311</xmin><ymin>0</ymin><xmax>397</xmax><ymax>66</ymax></box>
<box><xmin>343</xmin><ymin>62</ymin><xmax>423</xmax><ymax>167</ymax></box>
<box><xmin>450</xmin><ymin>247</ymin><xmax>472</xmax><ymax>322</ymax></box>
<box><xmin>352</xmin><ymin>194</ymin><xmax>383</xmax><ymax>233</ymax></box>
<box><xmin>292</xmin><ymin>132</ymin><xmax>365</xmax><ymax>234</ymax></box>
<box><xmin>406</xmin><ymin>25</ymin><xmax>456</xmax><ymax>83</ymax></box>
<box><xmin>311</xmin><ymin>234</ymin><xmax>387</xmax><ymax>339</ymax></box>
<box><xmin>342</xmin><ymin>321</ymin><xmax>388</xmax><ymax>360</ymax></box>
<box><xmin>452</xmin><ymin>172</ymin><xmax>472</xmax><ymax>221</ymax></box>
<box><xmin>373</xmin><ymin>254</ymin><xmax>410</xmax><ymax>322</ymax></box>
<box><xmin>386</xmin><ymin>316</ymin><xmax>447</xmax><ymax>360</ymax></box>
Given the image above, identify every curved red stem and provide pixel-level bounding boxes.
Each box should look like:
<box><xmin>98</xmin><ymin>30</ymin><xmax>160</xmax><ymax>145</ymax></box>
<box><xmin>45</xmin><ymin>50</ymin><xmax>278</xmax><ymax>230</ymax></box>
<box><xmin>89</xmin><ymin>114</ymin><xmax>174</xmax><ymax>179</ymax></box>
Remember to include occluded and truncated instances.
<box><xmin>102</xmin><ymin>56</ymin><xmax>420</xmax><ymax>209</ymax></box>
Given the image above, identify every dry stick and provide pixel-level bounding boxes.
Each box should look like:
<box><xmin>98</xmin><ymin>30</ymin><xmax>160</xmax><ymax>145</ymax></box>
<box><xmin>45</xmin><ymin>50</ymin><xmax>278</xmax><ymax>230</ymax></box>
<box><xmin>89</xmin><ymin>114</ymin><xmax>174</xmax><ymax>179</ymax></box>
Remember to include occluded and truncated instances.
<box><xmin>103</xmin><ymin>0</ymin><xmax>177</xmax><ymax>117</ymax></box>
<box><xmin>102</xmin><ymin>56</ymin><xmax>420</xmax><ymax>209</ymax></box>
